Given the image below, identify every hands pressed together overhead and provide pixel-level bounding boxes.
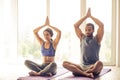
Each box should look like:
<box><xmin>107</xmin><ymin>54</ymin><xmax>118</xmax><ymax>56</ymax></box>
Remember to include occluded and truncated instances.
<box><xmin>43</xmin><ymin>16</ymin><xmax>53</xmax><ymax>28</ymax></box>
<box><xmin>86</xmin><ymin>8</ymin><xmax>91</xmax><ymax>18</ymax></box>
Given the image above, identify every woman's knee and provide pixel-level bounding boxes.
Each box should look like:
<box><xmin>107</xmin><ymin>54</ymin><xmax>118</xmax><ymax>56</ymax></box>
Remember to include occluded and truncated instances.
<box><xmin>50</xmin><ymin>62</ymin><xmax>57</xmax><ymax>68</ymax></box>
<box><xmin>24</xmin><ymin>60</ymin><xmax>32</xmax><ymax>66</ymax></box>
<box><xmin>47</xmin><ymin>62</ymin><xmax>57</xmax><ymax>73</ymax></box>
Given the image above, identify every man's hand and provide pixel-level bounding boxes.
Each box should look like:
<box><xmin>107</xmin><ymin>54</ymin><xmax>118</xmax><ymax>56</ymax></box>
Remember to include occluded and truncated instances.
<box><xmin>86</xmin><ymin>8</ymin><xmax>91</xmax><ymax>17</ymax></box>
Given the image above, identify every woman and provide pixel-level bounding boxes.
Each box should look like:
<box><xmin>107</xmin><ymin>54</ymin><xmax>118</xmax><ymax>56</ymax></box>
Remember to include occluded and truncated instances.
<box><xmin>24</xmin><ymin>16</ymin><xmax>61</xmax><ymax>76</ymax></box>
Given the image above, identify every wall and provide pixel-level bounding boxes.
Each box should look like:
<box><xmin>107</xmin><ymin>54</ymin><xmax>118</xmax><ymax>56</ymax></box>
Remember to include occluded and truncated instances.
<box><xmin>116</xmin><ymin>0</ymin><xmax>120</xmax><ymax>67</ymax></box>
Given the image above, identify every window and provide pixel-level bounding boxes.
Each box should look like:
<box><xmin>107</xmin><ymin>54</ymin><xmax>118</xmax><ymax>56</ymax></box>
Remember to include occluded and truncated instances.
<box><xmin>18</xmin><ymin>0</ymin><xmax>115</xmax><ymax>65</ymax></box>
<box><xmin>50</xmin><ymin>0</ymin><xmax>80</xmax><ymax>64</ymax></box>
<box><xmin>18</xmin><ymin>0</ymin><xmax>46</xmax><ymax>63</ymax></box>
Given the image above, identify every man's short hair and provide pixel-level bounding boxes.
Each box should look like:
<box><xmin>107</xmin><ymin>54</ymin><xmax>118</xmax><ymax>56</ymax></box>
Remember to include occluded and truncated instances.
<box><xmin>86</xmin><ymin>23</ymin><xmax>94</xmax><ymax>30</ymax></box>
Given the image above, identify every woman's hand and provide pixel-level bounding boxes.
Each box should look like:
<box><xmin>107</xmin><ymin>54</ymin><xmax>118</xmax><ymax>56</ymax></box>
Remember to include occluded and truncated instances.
<box><xmin>45</xmin><ymin>16</ymin><xmax>50</xmax><ymax>26</ymax></box>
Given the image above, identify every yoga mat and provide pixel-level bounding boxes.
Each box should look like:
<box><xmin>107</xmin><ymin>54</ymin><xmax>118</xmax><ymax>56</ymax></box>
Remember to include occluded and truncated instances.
<box><xmin>17</xmin><ymin>67</ymin><xmax>69</xmax><ymax>80</ymax></box>
<box><xmin>59</xmin><ymin>68</ymin><xmax>111</xmax><ymax>80</ymax></box>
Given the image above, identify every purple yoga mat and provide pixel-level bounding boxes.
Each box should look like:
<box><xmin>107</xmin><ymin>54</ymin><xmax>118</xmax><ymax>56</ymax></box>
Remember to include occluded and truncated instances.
<box><xmin>59</xmin><ymin>68</ymin><xmax>111</xmax><ymax>80</ymax></box>
<box><xmin>17</xmin><ymin>67</ymin><xmax>69</xmax><ymax>80</ymax></box>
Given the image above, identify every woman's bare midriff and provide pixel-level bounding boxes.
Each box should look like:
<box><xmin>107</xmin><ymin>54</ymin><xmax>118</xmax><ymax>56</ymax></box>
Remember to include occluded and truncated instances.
<box><xmin>43</xmin><ymin>56</ymin><xmax>55</xmax><ymax>63</ymax></box>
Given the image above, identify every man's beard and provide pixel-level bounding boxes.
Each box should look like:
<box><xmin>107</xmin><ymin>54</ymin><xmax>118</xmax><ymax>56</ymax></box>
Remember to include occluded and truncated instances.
<box><xmin>86</xmin><ymin>33</ymin><xmax>93</xmax><ymax>37</ymax></box>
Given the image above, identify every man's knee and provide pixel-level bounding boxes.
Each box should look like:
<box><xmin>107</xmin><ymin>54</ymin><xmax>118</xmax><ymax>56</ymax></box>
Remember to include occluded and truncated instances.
<box><xmin>94</xmin><ymin>61</ymin><xmax>103</xmax><ymax>72</ymax></box>
<box><xmin>96</xmin><ymin>61</ymin><xmax>103</xmax><ymax>67</ymax></box>
<box><xmin>62</xmin><ymin>61</ymin><xmax>69</xmax><ymax>68</ymax></box>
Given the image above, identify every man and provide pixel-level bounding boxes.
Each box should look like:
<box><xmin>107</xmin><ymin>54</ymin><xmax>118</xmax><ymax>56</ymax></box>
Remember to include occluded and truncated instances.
<box><xmin>63</xmin><ymin>8</ymin><xmax>104</xmax><ymax>78</ymax></box>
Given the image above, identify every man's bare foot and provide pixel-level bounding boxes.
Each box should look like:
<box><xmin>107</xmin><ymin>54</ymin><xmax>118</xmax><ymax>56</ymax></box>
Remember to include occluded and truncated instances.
<box><xmin>87</xmin><ymin>73</ymin><xmax>94</xmax><ymax>78</ymax></box>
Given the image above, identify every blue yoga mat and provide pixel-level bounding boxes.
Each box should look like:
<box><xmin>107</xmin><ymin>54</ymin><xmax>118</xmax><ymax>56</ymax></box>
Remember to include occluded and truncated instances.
<box><xmin>59</xmin><ymin>68</ymin><xmax>111</xmax><ymax>80</ymax></box>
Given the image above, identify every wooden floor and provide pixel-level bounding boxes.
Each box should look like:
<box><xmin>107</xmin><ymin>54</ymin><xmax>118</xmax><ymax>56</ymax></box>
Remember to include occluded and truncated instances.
<box><xmin>96</xmin><ymin>66</ymin><xmax>120</xmax><ymax>80</ymax></box>
<box><xmin>56</xmin><ymin>66</ymin><xmax>120</xmax><ymax>80</ymax></box>
<box><xmin>0</xmin><ymin>64</ymin><xmax>120</xmax><ymax>80</ymax></box>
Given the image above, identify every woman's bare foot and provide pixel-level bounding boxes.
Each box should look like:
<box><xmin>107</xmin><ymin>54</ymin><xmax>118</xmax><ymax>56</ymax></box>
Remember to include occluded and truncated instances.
<box><xmin>29</xmin><ymin>71</ymin><xmax>34</xmax><ymax>76</ymax></box>
<box><xmin>29</xmin><ymin>71</ymin><xmax>39</xmax><ymax>76</ymax></box>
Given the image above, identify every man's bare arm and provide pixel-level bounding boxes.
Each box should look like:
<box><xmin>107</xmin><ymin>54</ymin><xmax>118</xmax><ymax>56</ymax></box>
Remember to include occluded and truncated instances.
<box><xmin>90</xmin><ymin>16</ymin><xmax>104</xmax><ymax>44</ymax></box>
